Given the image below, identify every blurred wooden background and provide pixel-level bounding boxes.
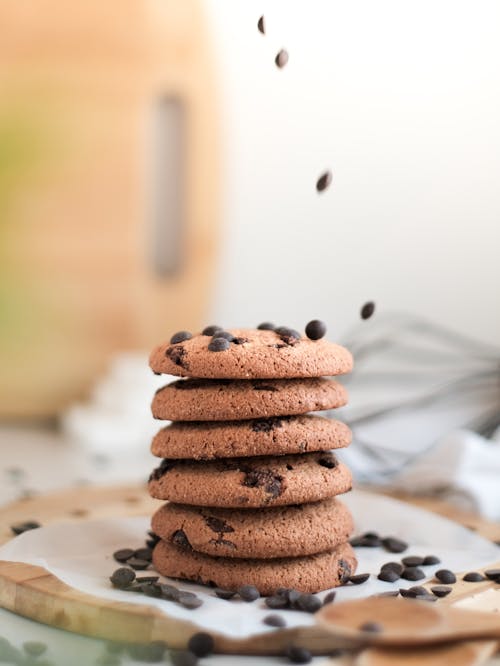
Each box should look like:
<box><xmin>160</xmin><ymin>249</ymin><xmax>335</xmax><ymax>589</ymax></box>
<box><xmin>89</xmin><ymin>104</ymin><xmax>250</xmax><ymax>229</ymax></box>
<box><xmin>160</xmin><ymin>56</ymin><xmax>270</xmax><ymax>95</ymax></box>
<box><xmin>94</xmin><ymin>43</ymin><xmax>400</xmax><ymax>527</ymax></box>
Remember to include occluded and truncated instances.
<box><xmin>0</xmin><ymin>0</ymin><xmax>219</xmax><ymax>418</ymax></box>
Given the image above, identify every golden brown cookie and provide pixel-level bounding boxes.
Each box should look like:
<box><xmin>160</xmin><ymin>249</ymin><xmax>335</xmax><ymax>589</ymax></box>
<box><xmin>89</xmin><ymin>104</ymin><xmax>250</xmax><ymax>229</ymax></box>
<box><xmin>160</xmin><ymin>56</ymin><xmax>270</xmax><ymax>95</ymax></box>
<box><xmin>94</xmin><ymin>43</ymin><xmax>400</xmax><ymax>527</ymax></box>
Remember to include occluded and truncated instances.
<box><xmin>148</xmin><ymin>451</ymin><xmax>352</xmax><ymax>508</ymax></box>
<box><xmin>149</xmin><ymin>328</ymin><xmax>353</xmax><ymax>379</ymax></box>
<box><xmin>151</xmin><ymin>377</ymin><xmax>348</xmax><ymax>422</ymax></box>
<box><xmin>151</xmin><ymin>497</ymin><xmax>354</xmax><ymax>559</ymax></box>
<box><xmin>151</xmin><ymin>415</ymin><xmax>351</xmax><ymax>460</ymax></box>
<box><xmin>152</xmin><ymin>538</ymin><xmax>357</xmax><ymax>595</ymax></box>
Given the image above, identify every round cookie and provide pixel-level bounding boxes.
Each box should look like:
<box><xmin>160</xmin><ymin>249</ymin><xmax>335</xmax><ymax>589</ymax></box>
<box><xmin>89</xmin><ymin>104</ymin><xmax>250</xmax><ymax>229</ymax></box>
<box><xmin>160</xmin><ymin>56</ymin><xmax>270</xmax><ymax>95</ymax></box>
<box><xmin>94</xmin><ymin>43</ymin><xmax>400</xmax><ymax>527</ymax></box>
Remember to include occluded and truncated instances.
<box><xmin>152</xmin><ymin>538</ymin><xmax>357</xmax><ymax>595</ymax></box>
<box><xmin>151</xmin><ymin>415</ymin><xmax>351</xmax><ymax>460</ymax></box>
<box><xmin>151</xmin><ymin>497</ymin><xmax>354</xmax><ymax>559</ymax></box>
<box><xmin>152</xmin><ymin>377</ymin><xmax>348</xmax><ymax>422</ymax></box>
<box><xmin>148</xmin><ymin>451</ymin><xmax>353</xmax><ymax>508</ymax></box>
<box><xmin>149</xmin><ymin>328</ymin><xmax>353</xmax><ymax>379</ymax></box>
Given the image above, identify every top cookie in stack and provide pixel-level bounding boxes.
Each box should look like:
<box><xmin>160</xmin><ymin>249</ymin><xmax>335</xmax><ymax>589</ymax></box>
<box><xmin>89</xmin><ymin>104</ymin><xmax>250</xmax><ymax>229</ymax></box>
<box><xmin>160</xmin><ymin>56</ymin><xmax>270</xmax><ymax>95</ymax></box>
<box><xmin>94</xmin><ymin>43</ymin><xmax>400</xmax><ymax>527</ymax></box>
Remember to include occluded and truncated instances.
<box><xmin>148</xmin><ymin>322</ymin><xmax>357</xmax><ymax>595</ymax></box>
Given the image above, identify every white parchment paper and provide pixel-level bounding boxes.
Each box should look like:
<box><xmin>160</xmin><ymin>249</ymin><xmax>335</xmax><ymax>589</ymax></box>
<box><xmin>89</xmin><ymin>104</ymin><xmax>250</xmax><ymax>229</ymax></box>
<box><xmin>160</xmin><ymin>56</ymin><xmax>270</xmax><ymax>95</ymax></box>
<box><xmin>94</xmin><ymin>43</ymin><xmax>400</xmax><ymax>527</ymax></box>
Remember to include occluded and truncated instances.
<box><xmin>1</xmin><ymin>490</ymin><xmax>498</xmax><ymax>639</ymax></box>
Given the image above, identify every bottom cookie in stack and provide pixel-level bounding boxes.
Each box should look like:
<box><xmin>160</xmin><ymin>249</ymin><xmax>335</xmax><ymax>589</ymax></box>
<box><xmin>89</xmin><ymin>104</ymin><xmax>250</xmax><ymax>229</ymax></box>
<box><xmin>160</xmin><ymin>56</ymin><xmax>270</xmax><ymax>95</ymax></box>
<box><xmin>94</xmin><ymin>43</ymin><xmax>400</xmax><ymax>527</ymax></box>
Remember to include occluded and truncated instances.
<box><xmin>151</xmin><ymin>498</ymin><xmax>357</xmax><ymax>595</ymax></box>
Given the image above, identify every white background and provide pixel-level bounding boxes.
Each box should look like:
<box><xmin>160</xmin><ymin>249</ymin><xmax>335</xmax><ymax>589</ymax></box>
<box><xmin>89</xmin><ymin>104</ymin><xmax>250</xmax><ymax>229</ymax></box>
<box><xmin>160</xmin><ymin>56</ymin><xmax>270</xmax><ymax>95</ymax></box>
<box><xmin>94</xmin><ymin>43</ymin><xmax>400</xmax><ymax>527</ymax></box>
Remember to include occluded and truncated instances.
<box><xmin>205</xmin><ymin>0</ymin><xmax>500</xmax><ymax>344</ymax></box>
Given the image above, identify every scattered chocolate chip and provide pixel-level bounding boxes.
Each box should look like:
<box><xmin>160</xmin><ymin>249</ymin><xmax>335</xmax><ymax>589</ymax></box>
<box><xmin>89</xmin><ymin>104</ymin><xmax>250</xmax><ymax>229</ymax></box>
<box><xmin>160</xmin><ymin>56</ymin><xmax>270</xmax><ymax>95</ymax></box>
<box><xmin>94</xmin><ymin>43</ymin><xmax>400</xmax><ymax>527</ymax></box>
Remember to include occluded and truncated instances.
<box><xmin>263</xmin><ymin>614</ymin><xmax>286</xmax><ymax>628</ymax></box>
<box><xmin>323</xmin><ymin>591</ymin><xmax>336</xmax><ymax>605</ymax></box>
<box><xmin>213</xmin><ymin>330</ymin><xmax>234</xmax><ymax>342</ymax></box>
<box><xmin>172</xmin><ymin>530</ymin><xmax>191</xmax><ymax>549</ymax></box>
<box><xmin>275</xmin><ymin>49</ymin><xmax>289</xmax><ymax>69</ymax></box>
<box><xmin>431</xmin><ymin>585</ymin><xmax>452</xmax><ymax>598</ymax></box>
<box><xmin>170</xmin><ymin>331</ymin><xmax>192</xmax><ymax>344</ymax></box>
<box><xmin>110</xmin><ymin>568</ymin><xmax>136</xmax><ymax>589</ymax></box>
<box><xmin>463</xmin><ymin>572</ymin><xmax>485</xmax><ymax>582</ymax></box>
<box><xmin>305</xmin><ymin>319</ymin><xmax>327</xmax><ymax>340</ymax></box>
<box><xmin>179</xmin><ymin>594</ymin><xmax>203</xmax><ymax>609</ymax></box>
<box><xmin>265</xmin><ymin>595</ymin><xmax>289</xmax><ymax>609</ymax></box>
<box><xmin>141</xmin><ymin>583</ymin><xmax>162</xmax><ymax>598</ymax></box>
<box><xmin>402</xmin><ymin>556</ymin><xmax>424</xmax><ymax>567</ymax></box>
<box><xmin>380</xmin><ymin>562</ymin><xmax>404</xmax><ymax>575</ymax></box>
<box><xmin>134</xmin><ymin>547</ymin><xmax>152</xmax><ymax>562</ymax></box>
<box><xmin>160</xmin><ymin>583</ymin><xmax>180</xmax><ymax>601</ymax></box>
<box><xmin>286</xmin><ymin>645</ymin><xmax>312</xmax><ymax>664</ymax></box>
<box><xmin>113</xmin><ymin>548</ymin><xmax>134</xmax><ymax>563</ymax></box>
<box><xmin>316</xmin><ymin>171</ymin><xmax>332</xmax><ymax>193</ymax></box>
<box><xmin>318</xmin><ymin>454</ymin><xmax>337</xmax><ymax>469</ymax></box>
<box><xmin>349</xmin><ymin>573</ymin><xmax>370</xmax><ymax>585</ymax></box>
<box><xmin>286</xmin><ymin>589</ymin><xmax>302</xmax><ymax>606</ymax></box>
<box><xmin>208</xmin><ymin>337</ymin><xmax>230</xmax><ymax>352</ymax></box>
<box><xmin>11</xmin><ymin>520</ymin><xmax>40</xmax><ymax>535</ymax></box>
<box><xmin>339</xmin><ymin>558</ymin><xmax>353</xmax><ymax>583</ymax></box>
<box><xmin>257</xmin><ymin>15</ymin><xmax>265</xmax><ymax>34</ymax></box>
<box><xmin>374</xmin><ymin>591</ymin><xmax>400</xmax><ymax>598</ymax></box>
<box><xmin>360</xmin><ymin>301</ymin><xmax>375</xmax><ymax>320</ymax></box>
<box><xmin>381</xmin><ymin>536</ymin><xmax>408</xmax><ymax>553</ymax></box>
<box><xmin>296</xmin><ymin>594</ymin><xmax>322</xmax><ymax>613</ymax></box>
<box><xmin>485</xmin><ymin>569</ymin><xmax>500</xmax><ymax>580</ymax></box>
<box><xmin>23</xmin><ymin>641</ymin><xmax>47</xmax><ymax>656</ymax></box>
<box><xmin>422</xmin><ymin>555</ymin><xmax>441</xmax><ymax>566</ymax></box>
<box><xmin>407</xmin><ymin>586</ymin><xmax>428</xmax><ymax>597</ymax></box>
<box><xmin>214</xmin><ymin>588</ymin><xmax>236</xmax><ymax>600</ymax></box>
<box><xmin>202</xmin><ymin>325</ymin><xmax>222</xmax><ymax>336</ymax></box>
<box><xmin>378</xmin><ymin>570</ymin><xmax>400</xmax><ymax>583</ymax></box>
<box><xmin>359</xmin><ymin>622</ymin><xmax>382</xmax><ymax>633</ymax></box>
<box><xmin>238</xmin><ymin>585</ymin><xmax>260</xmax><ymax>602</ymax></box>
<box><xmin>170</xmin><ymin>650</ymin><xmax>198</xmax><ymax>666</ymax></box>
<box><xmin>257</xmin><ymin>322</ymin><xmax>275</xmax><ymax>330</ymax></box>
<box><xmin>127</xmin><ymin>558</ymin><xmax>150</xmax><ymax>571</ymax></box>
<box><xmin>350</xmin><ymin>533</ymin><xmax>382</xmax><ymax>548</ymax></box>
<box><xmin>435</xmin><ymin>569</ymin><xmax>457</xmax><ymax>584</ymax></box>
<box><xmin>401</xmin><ymin>567</ymin><xmax>426</xmax><ymax>581</ymax></box>
<box><xmin>187</xmin><ymin>633</ymin><xmax>214</xmax><ymax>657</ymax></box>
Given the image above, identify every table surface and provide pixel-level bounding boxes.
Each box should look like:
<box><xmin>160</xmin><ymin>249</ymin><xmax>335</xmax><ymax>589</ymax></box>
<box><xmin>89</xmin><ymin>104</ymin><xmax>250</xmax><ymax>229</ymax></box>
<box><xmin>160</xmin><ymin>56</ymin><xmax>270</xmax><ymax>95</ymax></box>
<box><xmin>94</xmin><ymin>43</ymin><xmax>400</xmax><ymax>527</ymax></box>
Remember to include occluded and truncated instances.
<box><xmin>0</xmin><ymin>423</ymin><xmax>499</xmax><ymax>666</ymax></box>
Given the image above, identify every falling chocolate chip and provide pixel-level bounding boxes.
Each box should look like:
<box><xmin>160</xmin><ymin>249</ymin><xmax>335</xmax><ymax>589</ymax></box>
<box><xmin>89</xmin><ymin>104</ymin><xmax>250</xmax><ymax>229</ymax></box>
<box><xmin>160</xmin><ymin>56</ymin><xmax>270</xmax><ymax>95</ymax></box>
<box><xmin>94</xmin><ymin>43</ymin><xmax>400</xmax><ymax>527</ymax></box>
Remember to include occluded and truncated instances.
<box><xmin>238</xmin><ymin>584</ymin><xmax>260</xmax><ymax>601</ymax></box>
<box><xmin>305</xmin><ymin>319</ymin><xmax>327</xmax><ymax>340</ymax></box>
<box><xmin>435</xmin><ymin>569</ymin><xmax>457</xmax><ymax>584</ymax></box>
<box><xmin>316</xmin><ymin>171</ymin><xmax>332</xmax><ymax>192</ymax></box>
<box><xmin>361</xmin><ymin>301</ymin><xmax>375</xmax><ymax>320</ymax></box>
<box><xmin>202</xmin><ymin>325</ymin><xmax>222</xmax><ymax>336</ymax></box>
<box><xmin>463</xmin><ymin>572</ymin><xmax>485</xmax><ymax>582</ymax></box>
<box><xmin>170</xmin><ymin>331</ymin><xmax>192</xmax><ymax>344</ymax></box>
<box><xmin>257</xmin><ymin>15</ymin><xmax>265</xmax><ymax>34</ymax></box>
<box><xmin>263</xmin><ymin>614</ymin><xmax>286</xmax><ymax>628</ymax></box>
<box><xmin>110</xmin><ymin>568</ymin><xmax>136</xmax><ymax>589</ymax></box>
<box><xmin>275</xmin><ymin>49</ymin><xmax>289</xmax><ymax>68</ymax></box>
<box><xmin>257</xmin><ymin>322</ymin><xmax>275</xmax><ymax>330</ymax></box>
<box><xmin>208</xmin><ymin>337</ymin><xmax>230</xmax><ymax>352</ymax></box>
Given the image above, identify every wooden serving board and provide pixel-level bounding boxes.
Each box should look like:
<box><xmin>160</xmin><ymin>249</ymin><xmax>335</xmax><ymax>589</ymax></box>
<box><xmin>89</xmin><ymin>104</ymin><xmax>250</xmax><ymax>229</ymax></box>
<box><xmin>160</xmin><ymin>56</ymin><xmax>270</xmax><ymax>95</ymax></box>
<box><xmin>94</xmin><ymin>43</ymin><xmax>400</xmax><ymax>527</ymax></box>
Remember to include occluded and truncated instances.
<box><xmin>0</xmin><ymin>484</ymin><xmax>499</xmax><ymax>655</ymax></box>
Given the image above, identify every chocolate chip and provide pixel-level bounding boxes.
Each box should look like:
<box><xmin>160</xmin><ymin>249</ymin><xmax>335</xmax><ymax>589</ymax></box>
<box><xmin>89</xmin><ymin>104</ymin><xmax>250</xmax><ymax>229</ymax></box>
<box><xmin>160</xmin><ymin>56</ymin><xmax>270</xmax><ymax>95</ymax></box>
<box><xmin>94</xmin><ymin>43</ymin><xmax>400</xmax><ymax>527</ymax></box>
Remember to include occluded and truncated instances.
<box><xmin>349</xmin><ymin>573</ymin><xmax>370</xmax><ymax>585</ymax></box>
<box><xmin>275</xmin><ymin>326</ymin><xmax>301</xmax><ymax>344</ymax></box>
<box><xmin>179</xmin><ymin>594</ymin><xmax>203</xmax><ymax>609</ymax></box>
<box><xmin>172</xmin><ymin>530</ymin><xmax>191</xmax><ymax>549</ymax></box>
<box><xmin>160</xmin><ymin>583</ymin><xmax>180</xmax><ymax>601</ymax></box>
<box><xmin>257</xmin><ymin>15</ymin><xmax>265</xmax><ymax>34</ymax></box>
<box><xmin>305</xmin><ymin>319</ymin><xmax>327</xmax><ymax>340</ymax></box>
<box><xmin>127</xmin><ymin>558</ymin><xmax>150</xmax><ymax>571</ymax></box>
<box><xmin>23</xmin><ymin>641</ymin><xmax>47</xmax><ymax>656</ymax></box>
<box><xmin>275</xmin><ymin>49</ymin><xmax>289</xmax><ymax>69</ymax></box>
<box><xmin>351</xmin><ymin>533</ymin><xmax>382</xmax><ymax>548</ymax></box>
<box><xmin>257</xmin><ymin>322</ymin><xmax>275</xmax><ymax>330</ymax></box>
<box><xmin>323</xmin><ymin>591</ymin><xmax>336</xmax><ymax>605</ymax></box>
<box><xmin>135</xmin><ymin>576</ymin><xmax>159</xmax><ymax>584</ymax></box>
<box><xmin>214</xmin><ymin>588</ymin><xmax>236</xmax><ymax>600</ymax></box>
<box><xmin>170</xmin><ymin>331</ymin><xmax>192</xmax><ymax>344</ymax></box>
<box><xmin>360</xmin><ymin>301</ymin><xmax>375</xmax><ymax>320</ymax></box>
<box><xmin>431</xmin><ymin>585</ymin><xmax>452</xmax><ymax>597</ymax></box>
<box><xmin>380</xmin><ymin>562</ymin><xmax>404</xmax><ymax>575</ymax></box>
<box><xmin>134</xmin><ymin>547</ymin><xmax>152</xmax><ymax>562</ymax></box>
<box><xmin>166</xmin><ymin>345</ymin><xmax>188</xmax><ymax>368</ymax></box>
<box><xmin>407</xmin><ymin>586</ymin><xmax>428</xmax><ymax>597</ymax></box>
<box><xmin>202</xmin><ymin>325</ymin><xmax>222</xmax><ymax>336</ymax></box>
<box><xmin>401</xmin><ymin>567</ymin><xmax>425</xmax><ymax>581</ymax></box>
<box><xmin>286</xmin><ymin>645</ymin><xmax>312</xmax><ymax>664</ymax></box>
<box><xmin>265</xmin><ymin>595</ymin><xmax>289</xmax><ymax>609</ymax></box>
<box><xmin>141</xmin><ymin>583</ymin><xmax>162</xmax><ymax>598</ymax></box>
<box><xmin>251</xmin><ymin>417</ymin><xmax>283</xmax><ymax>433</ymax></box>
<box><xmin>113</xmin><ymin>548</ymin><xmax>134</xmax><ymax>563</ymax></box>
<box><xmin>286</xmin><ymin>589</ymin><xmax>302</xmax><ymax>606</ymax></box>
<box><xmin>316</xmin><ymin>171</ymin><xmax>332</xmax><ymax>192</ymax></box>
<box><xmin>359</xmin><ymin>622</ymin><xmax>383</xmax><ymax>633</ymax></box>
<box><xmin>338</xmin><ymin>558</ymin><xmax>353</xmax><ymax>583</ymax></box>
<box><xmin>296</xmin><ymin>594</ymin><xmax>322</xmax><ymax>613</ymax></box>
<box><xmin>238</xmin><ymin>584</ymin><xmax>260</xmax><ymax>601</ymax></box>
<box><xmin>422</xmin><ymin>555</ymin><xmax>441</xmax><ymax>565</ymax></box>
<box><xmin>187</xmin><ymin>632</ymin><xmax>214</xmax><ymax>657</ymax></box>
<box><xmin>463</xmin><ymin>572</ymin><xmax>485</xmax><ymax>582</ymax></box>
<box><xmin>110</xmin><ymin>568</ymin><xmax>135</xmax><ymax>589</ymax></box>
<box><xmin>170</xmin><ymin>650</ymin><xmax>199</xmax><ymax>666</ymax></box>
<box><xmin>263</xmin><ymin>614</ymin><xmax>286</xmax><ymax>628</ymax></box>
<box><xmin>232</xmin><ymin>337</ymin><xmax>248</xmax><ymax>344</ymax></box>
<box><xmin>204</xmin><ymin>516</ymin><xmax>234</xmax><ymax>533</ymax></box>
<box><xmin>148</xmin><ymin>459</ymin><xmax>174</xmax><ymax>482</ymax></box>
<box><xmin>485</xmin><ymin>569</ymin><xmax>500</xmax><ymax>580</ymax></box>
<box><xmin>242</xmin><ymin>469</ymin><xmax>283</xmax><ymax>498</ymax></box>
<box><xmin>213</xmin><ymin>330</ymin><xmax>234</xmax><ymax>342</ymax></box>
<box><xmin>378</xmin><ymin>570</ymin><xmax>400</xmax><ymax>583</ymax></box>
<box><xmin>11</xmin><ymin>520</ymin><xmax>40</xmax><ymax>535</ymax></box>
<box><xmin>374</xmin><ymin>591</ymin><xmax>400</xmax><ymax>598</ymax></box>
<box><xmin>381</xmin><ymin>536</ymin><xmax>408</xmax><ymax>553</ymax></box>
<box><xmin>402</xmin><ymin>556</ymin><xmax>424</xmax><ymax>567</ymax></box>
<box><xmin>435</xmin><ymin>569</ymin><xmax>457</xmax><ymax>584</ymax></box>
<box><xmin>208</xmin><ymin>337</ymin><xmax>230</xmax><ymax>352</ymax></box>
<box><xmin>318</xmin><ymin>454</ymin><xmax>337</xmax><ymax>469</ymax></box>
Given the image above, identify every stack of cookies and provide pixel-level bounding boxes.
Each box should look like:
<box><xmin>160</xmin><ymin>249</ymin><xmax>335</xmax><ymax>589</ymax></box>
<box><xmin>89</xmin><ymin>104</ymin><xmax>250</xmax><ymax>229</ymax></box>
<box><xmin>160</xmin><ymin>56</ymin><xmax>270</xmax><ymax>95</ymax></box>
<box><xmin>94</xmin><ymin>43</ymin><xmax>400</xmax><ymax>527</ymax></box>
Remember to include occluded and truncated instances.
<box><xmin>147</xmin><ymin>322</ymin><xmax>357</xmax><ymax>595</ymax></box>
